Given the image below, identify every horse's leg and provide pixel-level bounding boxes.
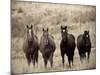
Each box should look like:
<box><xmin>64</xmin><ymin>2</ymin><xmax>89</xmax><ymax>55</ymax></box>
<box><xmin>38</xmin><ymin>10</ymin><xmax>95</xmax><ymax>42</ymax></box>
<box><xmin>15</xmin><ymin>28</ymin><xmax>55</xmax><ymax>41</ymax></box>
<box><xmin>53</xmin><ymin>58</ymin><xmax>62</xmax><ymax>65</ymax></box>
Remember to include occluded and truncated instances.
<box><xmin>84</xmin><ymin>53</ymin><xmax>86</xmax><ymax>59</ymax></box>
<box><xmin>32</xmin><ymin>54</ymin><xmax>35</xmax><ymax>68</ymax></box>
<box><xmin>71</xmin><ymin>52</ymin><xmax>74</xmax><ymax>66</ymax></box>
<box><xmin>61</xmin><ymin>52</ymin><xmax>65</xmax><ymax>67</ymax></box>
<box><xmin>68</xmin><ymin>56</ymin><xmax>71</xmax><ymax>68</ymax></box>
<box><xmin>82</xmin><ymin>53</ymin><xmax>86</xmax><ymax>63</ymax></box>
<box><xmin>43</xmin><ymin>54</ymin><xmax>48</xmax><ymax>69</ymax></box>
<box><xmin>44</xmin><ymin>58</ymin><xmax>47</xmax><ymax>69</ymax></box>
<box><xmin>36</xmin><ymin>51</ymin><xmax>38</xmax><ymax>67</ymax></box>
<box><xmin>79</xmin><ymin>53</ymin><xmax>83</xmax><ymax>64</ymax></box>
<box><xmin>80</xmin><ymin>56</ymin><xmax>82</xmax><ymax>64</ymax></box>
<box><xmin>34</xmin><ymin>51</ymin><xmax>38</xmax><ymax>68</ymax></box>
<box><xmin>87</xmin><ymin>51</ymin><xmax>91</xmax><ymax>62</ymax></box>
<box><xmin>26</xmin><ymin>53</ymin><xmax>31</xmax><ymax>66</ymax></box>
<box><xmin>83</xmin><ymin>53</ymin><xmax>86</xmax><ymax>63</ymax></box>
<box><xmin>49</xmin><ymin>53</ymin><xmax>53</xmax><ymax>68</ymax></box>
<box><xmin>71</xmin><ymin>56</ymin><xmax>74</xmax><ymax>66</ymax></box>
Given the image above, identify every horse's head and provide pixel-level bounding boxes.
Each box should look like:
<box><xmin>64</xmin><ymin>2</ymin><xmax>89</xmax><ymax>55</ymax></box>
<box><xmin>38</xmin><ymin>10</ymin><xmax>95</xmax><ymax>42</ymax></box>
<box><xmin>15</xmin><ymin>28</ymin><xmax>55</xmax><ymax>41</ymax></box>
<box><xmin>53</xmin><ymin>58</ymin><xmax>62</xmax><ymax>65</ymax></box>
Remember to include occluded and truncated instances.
<box><xmin>83</xmin><ymin>30</ymin><xmax>89</xmax><ymax>38</ymax></box>
<box><xmin>42</xmin><ymin>28</ymin><xmax>49</xmax><ymax>45</ymax></box>
<box><xmin>43</xmin><ymin>28</ymin><xmax>49</xmax><ymax>36</ymax></box>
<box><xmin>83</xmin><ymin>30</ymin><xmax>91</xmax><ymax>46</ymax></box>
<box><xmin>61</xmin><ymin>26</ymin><xmax>68</xmax><ymax>41</ymax></box>
<box><xmin>26</xmin><ymin>25</ymin><xmax>33</xmax><ymax>43</ymax></box>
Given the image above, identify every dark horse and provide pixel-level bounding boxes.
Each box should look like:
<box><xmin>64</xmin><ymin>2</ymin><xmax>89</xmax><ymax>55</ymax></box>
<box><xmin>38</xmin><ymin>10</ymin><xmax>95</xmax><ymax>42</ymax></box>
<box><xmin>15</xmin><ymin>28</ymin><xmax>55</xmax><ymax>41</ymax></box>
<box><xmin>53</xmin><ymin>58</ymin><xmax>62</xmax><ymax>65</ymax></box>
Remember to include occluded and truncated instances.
<box><xmin>77</xmin><ymin>30</ymin><xmax>91</xmax><ymax>63</ymax></box>
<box><xmin>40</xmin><ymin>28</ymin><xmax>56</xmax><ymax>68</ymax></box>
<box><xmin>23</xmin><ymin>25</ymin><xmax>39</xmax><ymax>67</ymax></box>
<box><xmin>60</xmin><ymin>26</ymin><xmax>76</xmax><ymax>68</ymax></box>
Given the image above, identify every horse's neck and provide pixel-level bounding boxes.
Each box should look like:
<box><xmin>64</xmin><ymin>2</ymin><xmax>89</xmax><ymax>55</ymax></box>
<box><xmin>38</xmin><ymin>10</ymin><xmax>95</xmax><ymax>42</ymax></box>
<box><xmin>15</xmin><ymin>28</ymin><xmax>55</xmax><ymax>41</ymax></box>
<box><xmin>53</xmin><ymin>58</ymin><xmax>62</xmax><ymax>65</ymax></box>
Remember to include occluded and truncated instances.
<box><xmin>43</xmin><ymin>35</ymin><xmax>49</xmax><ymax>44</ymax></box>
<box><xmin>65</xmin><ymin>33</ymin><xmax>68</xmax><ymax>40</ymax></box>
<box><xmin>62</xmin><ymin>35</ymin><xmax>68</xmax><ymax>43</ymax></box>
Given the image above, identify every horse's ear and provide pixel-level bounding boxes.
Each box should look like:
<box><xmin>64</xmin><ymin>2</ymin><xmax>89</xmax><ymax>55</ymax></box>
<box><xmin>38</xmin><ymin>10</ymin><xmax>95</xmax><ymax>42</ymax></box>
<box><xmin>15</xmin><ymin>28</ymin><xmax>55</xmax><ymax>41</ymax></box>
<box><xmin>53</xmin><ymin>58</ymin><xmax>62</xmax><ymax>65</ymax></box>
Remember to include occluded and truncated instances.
<box><xmin>61</xmin><ymin>26</ymin><xmax>63</xmax><ymax>29</ymax></box>
<box><xmin>65</xmin><ymin>26</ymin><xmax>67</xmax><ymax>29</ymax></box>
<box><xmin>31</xmin><ymin>25</ymin><xmax>33</xmax><ymax>29</ymax></box>
<box><xmin>47</xmin><ymin>28</ymin><xmax>48</xmax><ymax>31</ymax></box>
<box><xmin>42</xmin><ymin>28</ymin><xmax>44</xmax><ymax>32</ymax></box>
<box><xmin>26</xmin><ymin>25</ymin><xmax>28</xmax><ymax>28</ymax></box>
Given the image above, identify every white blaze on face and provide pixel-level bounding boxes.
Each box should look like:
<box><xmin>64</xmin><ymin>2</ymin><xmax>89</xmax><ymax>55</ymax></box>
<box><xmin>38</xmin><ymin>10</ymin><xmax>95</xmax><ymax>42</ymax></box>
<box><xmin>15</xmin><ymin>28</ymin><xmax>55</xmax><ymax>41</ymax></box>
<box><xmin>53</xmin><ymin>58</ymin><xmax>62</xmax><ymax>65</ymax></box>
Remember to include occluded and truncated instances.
<box><xmin>29</xmin><ymin>29</ymin><xmax>32</xmax><ymax>37</ymax></box>
<box><xmin>86</xmin><ymin>34</ymin><xmax>89</xmax><ymax>38</ymax></box>
<box><xmin>63</xmin><ymin>30</ymin><xmax>66</xmax><ymax>32</ymax></box>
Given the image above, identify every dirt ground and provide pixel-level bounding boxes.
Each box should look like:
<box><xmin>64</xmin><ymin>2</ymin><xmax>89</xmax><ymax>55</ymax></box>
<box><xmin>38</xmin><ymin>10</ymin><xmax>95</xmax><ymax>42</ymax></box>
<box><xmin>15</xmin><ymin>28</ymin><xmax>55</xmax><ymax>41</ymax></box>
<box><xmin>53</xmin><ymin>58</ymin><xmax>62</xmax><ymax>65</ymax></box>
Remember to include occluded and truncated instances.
<box><xmin>11</xmin><ymin>1</ymin><xmax>96</xmax><ymax>74</ymax></box>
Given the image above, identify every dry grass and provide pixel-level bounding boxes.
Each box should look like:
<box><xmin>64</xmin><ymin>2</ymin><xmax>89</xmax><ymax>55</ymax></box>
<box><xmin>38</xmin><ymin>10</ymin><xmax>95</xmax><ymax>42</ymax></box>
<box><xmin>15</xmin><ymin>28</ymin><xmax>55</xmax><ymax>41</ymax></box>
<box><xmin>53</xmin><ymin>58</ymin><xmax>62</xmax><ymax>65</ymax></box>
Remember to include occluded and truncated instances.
<box><xmin>11</xmin><ymin>1</ymin><xmax>96</xmax><ymax>74</ymax></box>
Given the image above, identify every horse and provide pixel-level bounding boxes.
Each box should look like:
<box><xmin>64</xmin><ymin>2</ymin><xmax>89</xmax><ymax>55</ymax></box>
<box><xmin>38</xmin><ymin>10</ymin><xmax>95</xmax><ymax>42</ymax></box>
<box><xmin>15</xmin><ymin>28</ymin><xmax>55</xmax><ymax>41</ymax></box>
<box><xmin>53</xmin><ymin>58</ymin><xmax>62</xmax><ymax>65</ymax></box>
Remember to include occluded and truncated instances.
<box><xmin>23</xmin><ymin>25</ymin><xmax>39</xmax><ymax>67</ymax></box>
<box><xmin>40</xmin><ymin>28</ymin><xmax>56</xmax><ymax>68</ymax></box>
<box><xmin>60</xmin><ymin>26</ymin><xmax>76</xmax><ymax>68</ymax></box>
<box><xmin>77</xmin><ymin>30</ymin><xmax>91</xmax><ymax>63</ymax></box>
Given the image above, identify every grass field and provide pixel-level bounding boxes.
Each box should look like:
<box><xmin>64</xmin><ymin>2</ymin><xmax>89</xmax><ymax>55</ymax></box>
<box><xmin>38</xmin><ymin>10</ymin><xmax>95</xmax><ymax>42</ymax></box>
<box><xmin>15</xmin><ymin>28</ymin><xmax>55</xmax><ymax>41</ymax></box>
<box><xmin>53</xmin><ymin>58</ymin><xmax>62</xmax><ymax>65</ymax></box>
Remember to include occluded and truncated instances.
<box><xmin>11</xmin><ymin>1</ymin><xmax>96</xmax><ymax>74</ymax></box>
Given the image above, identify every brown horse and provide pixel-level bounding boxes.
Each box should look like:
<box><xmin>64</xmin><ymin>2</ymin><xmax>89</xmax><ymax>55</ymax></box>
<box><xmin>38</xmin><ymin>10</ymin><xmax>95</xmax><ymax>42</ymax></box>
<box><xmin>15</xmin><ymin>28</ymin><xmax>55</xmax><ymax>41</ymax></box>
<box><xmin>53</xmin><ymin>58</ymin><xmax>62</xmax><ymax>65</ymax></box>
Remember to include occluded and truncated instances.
<box><xmin>60</xmin><ymin>26</ymin><xmax>76</xmax><ymax>68</ymax></box>
<box><xmin>40</xmin><ymin>28</ymin><xmax>56</xmax><ymax>68</ymax></box>
<box><xmin>23</xmin><ymin>25</ymin><xmax>39</xmax><ymax>67</ymax></box>
<box><xmin>77</xmin><ymin>30</ymin><xmax>91</xmax><ymax>63</ymax></box>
